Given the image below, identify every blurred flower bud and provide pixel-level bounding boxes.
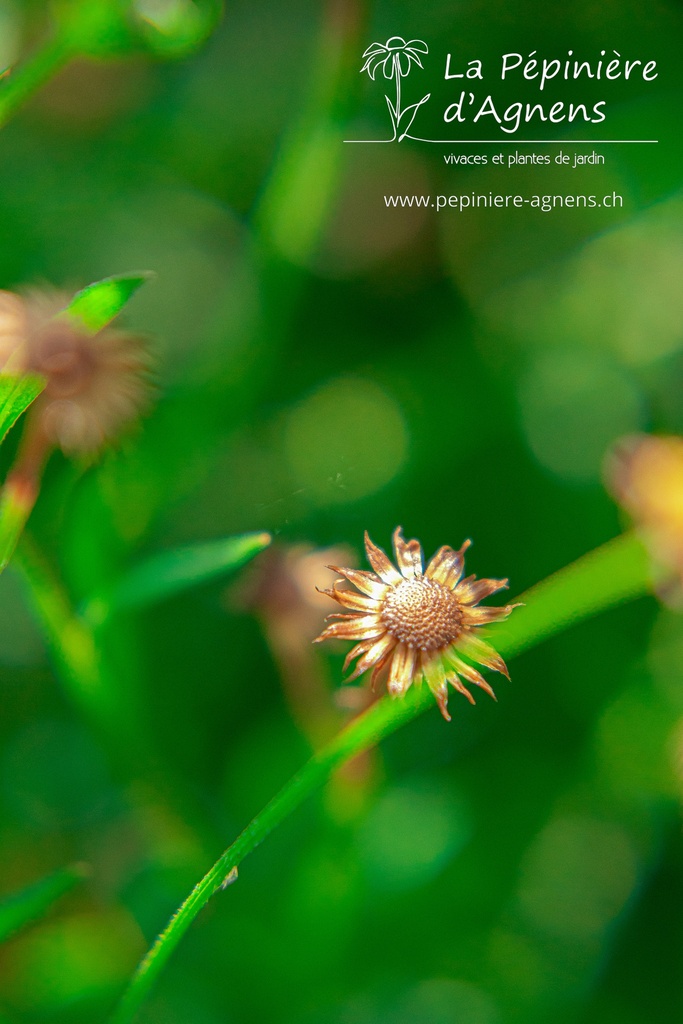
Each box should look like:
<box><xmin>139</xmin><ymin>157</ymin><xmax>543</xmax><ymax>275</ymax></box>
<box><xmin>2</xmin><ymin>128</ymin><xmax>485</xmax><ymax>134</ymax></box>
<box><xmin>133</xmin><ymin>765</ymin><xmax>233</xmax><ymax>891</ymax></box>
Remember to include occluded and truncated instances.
<box><xmin>236</xmin><ymin>540</ymin><xmax>379</xmax><ymax>815</ymax></box>
<box><xmin>237</xmin><ymin>542</ymin><xmax>371</xmax><ymax>730</ymax></box>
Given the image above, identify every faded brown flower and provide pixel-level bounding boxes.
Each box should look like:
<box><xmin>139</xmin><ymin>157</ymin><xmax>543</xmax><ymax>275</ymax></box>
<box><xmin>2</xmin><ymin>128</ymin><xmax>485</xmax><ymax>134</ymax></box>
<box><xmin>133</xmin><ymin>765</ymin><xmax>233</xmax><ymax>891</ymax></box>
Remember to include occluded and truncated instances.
<box><xmin>314</xmin><ymin>527</ymin><xmax>519</xmax><ymax>720</ymax></box>
<box><xmin>0</xmin><ymin>288</ymin><xmax>149</xmax><ymax>456</ymax></box>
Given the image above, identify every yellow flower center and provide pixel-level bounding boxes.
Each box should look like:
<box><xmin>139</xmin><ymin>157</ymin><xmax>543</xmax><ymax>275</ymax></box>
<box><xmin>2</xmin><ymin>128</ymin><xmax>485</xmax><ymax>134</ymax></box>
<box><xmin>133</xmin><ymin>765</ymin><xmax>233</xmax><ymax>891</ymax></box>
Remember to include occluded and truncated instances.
<box><xmin>380</xmin><ymin>577</ymin><xmax>463</xmax><ymax>651</ymax></box>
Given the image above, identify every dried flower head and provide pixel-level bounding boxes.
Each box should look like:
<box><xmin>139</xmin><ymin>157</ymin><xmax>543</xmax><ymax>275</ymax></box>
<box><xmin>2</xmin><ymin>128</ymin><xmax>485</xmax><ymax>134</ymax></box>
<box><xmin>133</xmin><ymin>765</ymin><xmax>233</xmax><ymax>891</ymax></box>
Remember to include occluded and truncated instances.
<box><xmin>0</xmin><ymin>288</ymin><xmax>149</xmax><ymax>455</ymax></box>
<box><xmin>314</xmin><ymin>527</ymin><xmax>519</xmax><ymax>720</ymax></box>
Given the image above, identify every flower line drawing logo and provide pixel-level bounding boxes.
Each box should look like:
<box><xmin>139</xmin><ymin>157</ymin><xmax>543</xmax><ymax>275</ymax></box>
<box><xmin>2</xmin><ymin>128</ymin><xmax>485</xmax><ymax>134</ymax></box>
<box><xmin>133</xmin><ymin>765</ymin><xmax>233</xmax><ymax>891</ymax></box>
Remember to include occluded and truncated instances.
<box><xmin>360</xmin><ymin>36</ymin><xmax>431</xmax><ymax>142</ymax></box>
<box><xmin>348</xmin><ymin>38</ymin><xmax>658</xmax><ymax>145</ymax></box>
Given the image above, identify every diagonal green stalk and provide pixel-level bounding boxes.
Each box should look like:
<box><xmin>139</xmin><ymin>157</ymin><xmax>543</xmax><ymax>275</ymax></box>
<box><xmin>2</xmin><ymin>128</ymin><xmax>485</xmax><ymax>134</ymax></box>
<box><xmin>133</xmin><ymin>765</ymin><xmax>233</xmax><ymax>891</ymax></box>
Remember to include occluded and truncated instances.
<box><xmin>111</xmin><ymin>530</ymin><xmax>652</xmax><ymax>1024</ymax></box>
<box><xmin>0</xmin><ymin>475</ymin><xmax>38</xmax><ymax>573</ymax></box>
<box><xmin>0</xmin><ymin>863</ymin><xmax>90</xmax><ymax>944</ymax></box>
<box><xmin>16</xmin><ymin>534</ymin><xmax>103</xmax><ymax>701</ymax></box>
<box><xmin>0</xmin><ymin>28</ymin><xmax>74</xmax><ymax>130</ymax></box>
<box><xmin>14</xmin><ymin>534</ymin><xmax>125</xmax><ymax>737</ymax></box>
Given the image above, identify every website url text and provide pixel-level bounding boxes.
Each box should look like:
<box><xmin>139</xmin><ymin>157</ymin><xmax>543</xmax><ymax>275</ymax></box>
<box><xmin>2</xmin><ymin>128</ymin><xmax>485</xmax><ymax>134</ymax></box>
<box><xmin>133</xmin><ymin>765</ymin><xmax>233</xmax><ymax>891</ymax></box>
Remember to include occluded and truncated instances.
<box><xmin>384</xmin><ymin>192</ymin><xmax>624</xmax><ymax>212</ymax></box>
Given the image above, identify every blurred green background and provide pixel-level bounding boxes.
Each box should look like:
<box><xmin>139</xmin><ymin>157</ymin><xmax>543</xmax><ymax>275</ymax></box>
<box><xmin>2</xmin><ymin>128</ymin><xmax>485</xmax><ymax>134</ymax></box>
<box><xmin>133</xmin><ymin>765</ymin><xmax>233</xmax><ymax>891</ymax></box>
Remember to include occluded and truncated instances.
<box><xmin>1</xmin><ymin>0</ymin><xmax>683</xmax><ymax>1021</ymax></box>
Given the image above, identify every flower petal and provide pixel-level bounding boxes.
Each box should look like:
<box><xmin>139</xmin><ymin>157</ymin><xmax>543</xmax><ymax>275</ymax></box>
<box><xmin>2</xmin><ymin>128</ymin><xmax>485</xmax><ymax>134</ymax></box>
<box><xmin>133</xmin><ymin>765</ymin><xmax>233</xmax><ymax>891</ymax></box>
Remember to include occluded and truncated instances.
<box><xmin>446</xmin><ymin>671</ymin><xmax>477</xmax><ymax>706</ymax></box>
<box><xmin>455</xmin><ymin>576</ymin><xmax>508</xmax><ymax>604</ymax></box>
<box><xmin>370</xmin><ymin>652</ymin><xmax>392</xmax><ymax>690</ymax></box>
<box><xmin>447</xmin><ymin>652</ymin><xmax>497</xmax><ymax>700</ymax></box>
<box><xmin>386</xmin><ymin>643</ymin><xmax>417</xmax><ymax>696</ymax></box>
<box><xmin>405</xmin><ymin>51</ymin><xmax>424</xmax><ymax>70</ymax></box>
<box><xmin>405</xmin><ymin>39</ymin><xmax>428</xmax><ymax>53</ymax></box>
<box><xmin>422</xmin><ymin>652</ymin><xmax>445</xmax><ymax>689</ymax></box>
<box><xmin>324</xmin><ymin>612</ymin><xmax>366</xmax><ymax>621</ymax></box>
<box><xmin>362</xmin><ymin>41</ymin><xmax>388</xmax><ymax>58</ymax></box>
<box><xmin>364</xmin><ymin>532</ymin><xmax>403</xmax><ymax>586</ymax></box>
<box><xmin>392</xmin><ymin>526</ymin><xmax>424</xmax><ymax>579</ymax></box>
<box><xmin>327</xmin><ymin>564</ymin><xmax>387</xmax><ymax>600</ymax></box>
<box><xmin>361</xmin><ymin>53</ymin><xmax>388</xmax><ymax>77</ymax></box>
<box><xmin>318</xmin><ymin>583</ymin><xmax>380</xmax><ymax>613</ymax></box>
<box><xmin>425</xmin><ymin>540</ymin><xmax>471</xmax><ymax>587</ymax></box>
<box><xmin>342</xmin><ymin>637</ymin><xmax>378</xmax><ymax>674</ymax></box>
<box><xmin>396</xmin><ymin>51</ymin><xmax>411</xmax><ymax>76</ymax></box>
<box><xmin>383</xmin><ymin>55</ymin><xmax>397</xmax><ymax>79</ymax></box>
<box><xmin>422</xmin><ymin>653</ymin><xmax>451</xmax><ymax>719</ymax></box>
<box><xmin>452</xmin><ymin>633</ymin><xmax>510</xmax><ymax>678</ymax></box>
<box><xmin>462</xmin><ymin>603</ymin><xmax>520</xmax><ymax>626</ymax></box>
<box><xmin>346</xmin><ymin>632</ymin><xmax>397</xmax><ymax>682</ymax></box>
<box><xmin>313</xmin><ymin>617</ymin><xmax>384</xmax><ymax>642</ymax></box>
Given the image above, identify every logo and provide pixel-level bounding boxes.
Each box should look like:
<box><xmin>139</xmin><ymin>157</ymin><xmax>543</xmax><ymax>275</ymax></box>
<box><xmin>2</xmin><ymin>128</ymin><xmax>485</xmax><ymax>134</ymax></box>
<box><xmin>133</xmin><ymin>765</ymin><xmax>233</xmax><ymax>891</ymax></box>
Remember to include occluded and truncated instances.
<box><xmin>347</xmin><ymin>38</ymin><xmax>660</xmax><ymax>145</ymax></box>
<box><xmin>360</xmin><ymin>36</ymin><xmax>431</xmax><ymax>142</ymax></box>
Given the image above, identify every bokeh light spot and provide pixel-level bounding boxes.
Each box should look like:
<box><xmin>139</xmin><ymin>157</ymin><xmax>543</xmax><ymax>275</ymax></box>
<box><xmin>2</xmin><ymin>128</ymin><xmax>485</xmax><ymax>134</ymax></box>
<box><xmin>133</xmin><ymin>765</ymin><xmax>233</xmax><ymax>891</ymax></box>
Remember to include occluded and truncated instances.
<box><xmin>359</xmin><ymin>780</ymin><xmax>470</xmax><ymax>891</ymax></box>
<box><xmin>595</xmin><ymin>686</ymin><xmax>678</xmax><ymax>799</ymax></box>
<box><xmin>284</xmin><ymin>377</ymin><xmax>408</xmax><ymax>505</ymax></box>
<box><xmin>4</xmin><ymin>909</ymin><xmax>144</xmax><ymax>1011</ymax></box>
<box><xmin>394</xmin><ymin>978</ymin><xmax>501</xmax><ymax>1024</ymax></box>
<box><xmin>517</xmin><ymin>349</ymin><xmax>644</xmax><ymax>482</ymax></box>
<box><xmin>482</xmin><ymin>194</ymin><xmax>683</xmax><ymax>366</ymax></box>
<box><xmin>516</xmin><ymin>815</ymin><xmax>638</xmax><ymax>942</ymax></box>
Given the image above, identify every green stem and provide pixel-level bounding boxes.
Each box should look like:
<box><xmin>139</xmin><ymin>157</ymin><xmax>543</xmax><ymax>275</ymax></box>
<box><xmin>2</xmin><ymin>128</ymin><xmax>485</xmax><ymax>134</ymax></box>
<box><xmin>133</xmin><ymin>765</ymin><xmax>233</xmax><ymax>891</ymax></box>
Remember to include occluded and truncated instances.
<box><xmin>0</xmin><ymin>29</ymin><xmax>74</xmax><ymax>130</ymax></box>
<box><xmin>0</xmin><ymin>476</ymin><xmax>38</xmax><ymax>573</ymax></box>
<box><xmin>14</xmin><ymin>534</ymin><xmax>117</xmax><ymax>731</ymax></box>
<box><xmin>111</xmin><ymin>530</ymin><xmax>652</xmax><ymax>1024</ymax></box>
<box><xmin>0</xmin><ymin>863</ymin><xmax>90</xmax><ymax>944</ymax></box>
<box><xmin>498</xmin><ymin>529</ymin><xmax>654</xmax><ymax>658</ymax></box>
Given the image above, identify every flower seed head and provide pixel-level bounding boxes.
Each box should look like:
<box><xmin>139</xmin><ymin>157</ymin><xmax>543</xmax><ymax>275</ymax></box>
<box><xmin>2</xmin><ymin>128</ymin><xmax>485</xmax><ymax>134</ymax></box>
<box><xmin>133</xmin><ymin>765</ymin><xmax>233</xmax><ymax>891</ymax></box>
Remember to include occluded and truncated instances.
<box><xmin>314</xmin><ymin>526</ymin><xmax>520</xmax><ymax>720</ymax></box>
<box><xmin>381</xmin><ymin>578</ymin><xmax>463</xmax><ymax>650</ymax></box>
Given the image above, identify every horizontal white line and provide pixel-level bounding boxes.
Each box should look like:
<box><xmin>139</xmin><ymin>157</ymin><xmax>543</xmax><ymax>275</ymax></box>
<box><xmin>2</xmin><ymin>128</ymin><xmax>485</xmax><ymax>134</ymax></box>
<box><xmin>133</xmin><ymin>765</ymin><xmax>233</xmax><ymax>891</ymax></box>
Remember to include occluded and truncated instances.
<box><xmin>344</xmin><ymin>139</ymin><xmax>659</xmax><ymax>144</ymax></box>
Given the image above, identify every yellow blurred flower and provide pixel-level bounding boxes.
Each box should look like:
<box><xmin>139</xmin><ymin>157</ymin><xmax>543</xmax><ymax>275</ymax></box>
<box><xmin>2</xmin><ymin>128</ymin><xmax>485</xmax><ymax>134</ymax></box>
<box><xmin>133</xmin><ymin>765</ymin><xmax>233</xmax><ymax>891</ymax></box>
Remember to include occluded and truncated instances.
<box><xmin>607</xmin><ymin>433</ymin><xmax>683</xmax><ymax>589</ymax></box>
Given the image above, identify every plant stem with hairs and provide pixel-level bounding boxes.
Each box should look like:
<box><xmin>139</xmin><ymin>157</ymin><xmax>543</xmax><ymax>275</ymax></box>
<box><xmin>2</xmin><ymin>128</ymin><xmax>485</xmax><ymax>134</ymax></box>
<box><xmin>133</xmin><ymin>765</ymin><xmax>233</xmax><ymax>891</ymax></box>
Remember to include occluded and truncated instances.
<box><xmin>111</xmin><ymin>530</ymin><xmax>652</xmax><ymax>1024</ymax></box>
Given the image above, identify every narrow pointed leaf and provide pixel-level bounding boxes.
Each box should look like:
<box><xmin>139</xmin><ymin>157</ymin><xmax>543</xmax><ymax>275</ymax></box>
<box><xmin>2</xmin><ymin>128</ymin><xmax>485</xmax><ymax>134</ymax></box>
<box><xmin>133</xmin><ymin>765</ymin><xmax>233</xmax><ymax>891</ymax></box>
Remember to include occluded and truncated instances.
<box><xmin>110</xmin><ymin>531</ymin><xmax>272</xmax><ymax>612</ymax></box>
<box><xmin>0</xmin><ymin>373</ymin><xmax>45</xmax><ymax>446</ymax></box>
<box><xmin>0</xmin><ymin>864</ymin><xmax>89</xmax><ymax>943</ymax></box>
<box><xmin>398</xmin><ymin>94</ymin><xmax>430</xmax><ymax>140</ymax></box>
<box><xmin>62</xmin><ymin>272</ymin><xmax>153</xmax><ymax>335</ymax></box>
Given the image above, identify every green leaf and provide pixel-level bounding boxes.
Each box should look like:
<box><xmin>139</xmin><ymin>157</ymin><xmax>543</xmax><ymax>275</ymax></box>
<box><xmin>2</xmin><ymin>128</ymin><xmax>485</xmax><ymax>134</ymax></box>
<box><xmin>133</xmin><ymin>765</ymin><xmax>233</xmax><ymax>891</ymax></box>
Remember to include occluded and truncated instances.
<box><xmin>62</xmin><ymin>272</ymin><xmax>153</xmax><ymax>335</ymax></box>
<box><xmin>0</xmin><ymin>864</ymin><xmax>89</xmax><ymax>944</ymax></box>
<box><xmin>109</xmin><ymin>531</ymin><xmax>272</xmax><ymax>612</ymax></box>
<box><xmin>0</xmin><ymin>373</ymin><xmax>46</xmax><ymax>446</ymax></box>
